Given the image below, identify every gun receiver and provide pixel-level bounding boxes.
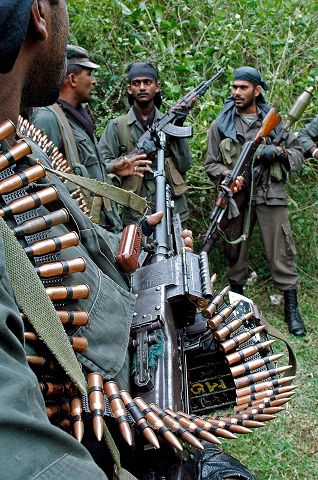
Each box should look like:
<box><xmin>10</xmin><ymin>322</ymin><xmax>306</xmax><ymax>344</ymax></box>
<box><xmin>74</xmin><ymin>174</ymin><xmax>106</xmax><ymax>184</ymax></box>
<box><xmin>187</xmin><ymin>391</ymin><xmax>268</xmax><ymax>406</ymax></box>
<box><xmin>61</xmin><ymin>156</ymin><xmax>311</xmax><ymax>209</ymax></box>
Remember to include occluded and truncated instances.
<box><xmin>202</xmin><ymin>108</ymin><xmax>281</xmax><ymax>254</ymax></box>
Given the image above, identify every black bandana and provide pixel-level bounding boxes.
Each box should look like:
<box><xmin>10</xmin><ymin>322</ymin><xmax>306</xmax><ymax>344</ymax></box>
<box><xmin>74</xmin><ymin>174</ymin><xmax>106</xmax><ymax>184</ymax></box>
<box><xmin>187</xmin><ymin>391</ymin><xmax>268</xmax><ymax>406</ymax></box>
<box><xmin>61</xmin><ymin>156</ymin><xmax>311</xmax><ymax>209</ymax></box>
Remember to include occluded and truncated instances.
<box><xmin>233</xmin><ymin>66</ymin><xmax>269</xmax><ymax>91</ymax></box>
<box><xmin>127</xmin><ymin>62</ymin><xmax>158</xmax><ymax>82</ymax></box>
<box><xmin>0</xmin><ymin>0</ymin><xmax>34</xmax><ymax>74</ymax></box>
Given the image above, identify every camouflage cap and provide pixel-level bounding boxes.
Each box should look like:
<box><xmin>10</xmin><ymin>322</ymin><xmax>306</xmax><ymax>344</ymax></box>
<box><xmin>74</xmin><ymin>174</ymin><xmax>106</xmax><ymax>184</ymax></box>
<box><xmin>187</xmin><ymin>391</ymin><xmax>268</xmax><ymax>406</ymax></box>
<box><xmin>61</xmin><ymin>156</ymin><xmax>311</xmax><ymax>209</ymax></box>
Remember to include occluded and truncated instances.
<box><xmin>66</xmin><ymin>45</ymin><xmax>100</xmax><ymax>70</ymax></box>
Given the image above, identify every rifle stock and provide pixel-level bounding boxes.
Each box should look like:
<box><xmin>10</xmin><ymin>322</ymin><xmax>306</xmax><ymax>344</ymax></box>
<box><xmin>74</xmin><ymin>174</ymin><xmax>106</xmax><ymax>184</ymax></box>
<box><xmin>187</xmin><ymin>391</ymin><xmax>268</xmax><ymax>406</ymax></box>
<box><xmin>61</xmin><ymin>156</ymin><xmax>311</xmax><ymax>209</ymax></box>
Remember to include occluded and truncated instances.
<box><xmin>255</xmin><ymin>108</ymin><xmax>281</xmax><ymax>142</ymax></box>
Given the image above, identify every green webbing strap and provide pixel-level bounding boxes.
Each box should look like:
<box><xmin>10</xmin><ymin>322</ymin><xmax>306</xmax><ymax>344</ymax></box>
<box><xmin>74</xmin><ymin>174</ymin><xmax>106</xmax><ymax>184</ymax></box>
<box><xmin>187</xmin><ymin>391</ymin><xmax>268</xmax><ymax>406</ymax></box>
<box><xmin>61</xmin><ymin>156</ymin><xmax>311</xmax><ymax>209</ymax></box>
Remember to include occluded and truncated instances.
<box><xmin>265</xmin><ymin>321</ymin><xmax>297</xmax><ymax>381</ymax></box>
<box><xmin>102</xmin><ymin>422</ymin><xmax>138</xmax><ymax>480</ymax></box>
<box><xmin>46</xmin><ymin>166</ymin><xmax>148</xmax><ymax>214</ymax></box>
<box><xmin>218</xmin><ymin>153</ymin><xmax>257</xmax><ymax>246</ymax></box>
<box><xmin>117</xmin><ymin>114</ymin><xmax>133</xmax><ymax>153</ymax></box>
<box><xmin>48</xmin><ymin>104</ymin><xmax>81</xmax><ymax>169</ymax></box>
<box><xmin>0</xmin><ymin>216</ymin><xmax>87</xmax><ymax>394</ymax></box>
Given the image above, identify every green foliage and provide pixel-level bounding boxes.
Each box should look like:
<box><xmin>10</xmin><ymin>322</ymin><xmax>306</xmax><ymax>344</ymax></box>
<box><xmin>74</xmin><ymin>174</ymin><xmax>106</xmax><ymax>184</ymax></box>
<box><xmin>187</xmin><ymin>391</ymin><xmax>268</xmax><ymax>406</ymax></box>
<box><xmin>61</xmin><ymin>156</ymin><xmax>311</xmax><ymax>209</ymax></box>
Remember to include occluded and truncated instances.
<box><xmin>67</xmin><ymin>1</ymin><xmax>318</xmax><ymax>478</ymax></box>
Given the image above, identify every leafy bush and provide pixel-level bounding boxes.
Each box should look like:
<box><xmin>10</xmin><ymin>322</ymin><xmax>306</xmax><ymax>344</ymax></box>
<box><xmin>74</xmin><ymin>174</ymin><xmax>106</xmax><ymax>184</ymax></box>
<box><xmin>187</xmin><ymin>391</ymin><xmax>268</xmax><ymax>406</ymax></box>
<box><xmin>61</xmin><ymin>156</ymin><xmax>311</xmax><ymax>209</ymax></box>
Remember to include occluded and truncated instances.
<box><xmin>67</xmin><ymin>2</ymin><xmax>318</xmax><ymax>478</ymax></box>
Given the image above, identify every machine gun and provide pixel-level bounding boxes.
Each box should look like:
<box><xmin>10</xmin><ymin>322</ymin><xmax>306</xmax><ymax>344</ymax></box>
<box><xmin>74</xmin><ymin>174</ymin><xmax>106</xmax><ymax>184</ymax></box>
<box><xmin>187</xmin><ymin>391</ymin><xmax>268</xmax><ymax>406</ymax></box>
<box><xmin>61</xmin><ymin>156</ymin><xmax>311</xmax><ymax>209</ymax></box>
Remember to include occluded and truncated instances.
<box><xmin>129</xmin><ymin>130</ymin><xmax>213</xmax><ymax>410</ymax></box>
<box><xmin>125</xmin><ymin>130</ymin><xmax>296</xmax><ymax>480</ymax></box>
<box><xmin>129</xmin><ymin>67</ymin><xmax>225</xmax><ymax>157</ymax></box>
<box><xmin>201</xmin><ymin>107</ymin><xmax>282</xmax><ymax>255</ymax></box>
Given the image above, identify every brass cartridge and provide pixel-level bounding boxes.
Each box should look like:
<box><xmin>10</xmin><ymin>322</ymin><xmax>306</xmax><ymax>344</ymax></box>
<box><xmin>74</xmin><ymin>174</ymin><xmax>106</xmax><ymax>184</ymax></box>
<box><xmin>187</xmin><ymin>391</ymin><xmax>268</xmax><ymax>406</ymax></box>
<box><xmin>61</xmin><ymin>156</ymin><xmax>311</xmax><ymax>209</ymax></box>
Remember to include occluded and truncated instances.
<box><xmin>0</xmin><ymin>186</ymin><xmax>58</xmax><ymax>217</ymax></box>
<box><xmin>150</xmin><ymin>403</ymin><xmax>203</xmax><ymax>450</ymax></box>
<box><xmin>165</xmin><ymin>408</ymin><xmax>221</xmax><ymax>445</ymax></box>
<box><xmin>220</xmin><ymin>325</ymin><xmax>266</xmax><ymax>353</ymax></box>
<box><xmin>0</xmin><ymin>164</ymin><xmax>46</xmax><ymax>195</ymax></box>
<box><xmin>0</xmin><ymin>138</ymin><xmax>32</xmax><ymax>170</ymax></box>
<box><xmin>55</xmin><ymin>310</ymin><xmax>89</xmax><ymax>327</ymax></box>
<box><xmin>234</xmin><ymin>365</ymin><xmax>292</xmax><ymax>389</ymax></box>
<box><xmin>70</xmin><ymin>396</ymin><xmax>84</xmax><ymax>442</ymax></box>
<box><xmin>201</xmin><ymin>286</ymin><xmax>230</xmax><ymax>318</ymax></box>
<box><xmin>207</xmin><ymin>299</ymin><xmax>241</xmax><ymax>330</ymax></box>
<box><xmin>230</xmin><ymin>353</ymin><xmax>284</xmax><ymax>378</ymax></box>
<box><xmin>46</xmin><ymin>284</ymin><xmax>90</xmax><ymax>301</ymax></box>
<box><xmin>225</xmin><ymin>339</ymin><xmax>275</xmax><ymax>366</ymax></box>
<box><xmin>104</xmin><ymin>382</ymin><xmax>132</xmax><ymax>446</ymax></box>
<box><xmin>135</xmin><ymin>398</ymin><xmax>183</xmax><ymax>451</ymax></box>
<box><xmin>13</xmin><ymin>208</ymin><xmax>69</xmax><ymax>237</ymax></box>
<box><xmin>24</xmin><ymin>231</ymin><xmax>79</xmax><ymax>256</ymax></box>
<box><xmin>236</xmin><ymin>375</ymin><xmax>296</xmax><ymax>398</ymax></box>
<box><xmin>0</xmin><ymin>119</ymin><xmax>15</xmax><ymax>141</ymax></box>
<box><xmin>87</xmin><ymin>373</ymin><xmax>105</xmax><ymax>441</ymax></box>
<box><xmin>120</xmin><ymin>390</ymin><xmax>159</xmax><ymax>449</ymax></box>
<box><xmin>35</xmin><ymin>258</ymin><xmax>86</xmax><ymax>278</ymax></box>
<box><xmin>213</xmin><ymin>312</ymin><xmax>254</xmax><ymax>342</ymax></box>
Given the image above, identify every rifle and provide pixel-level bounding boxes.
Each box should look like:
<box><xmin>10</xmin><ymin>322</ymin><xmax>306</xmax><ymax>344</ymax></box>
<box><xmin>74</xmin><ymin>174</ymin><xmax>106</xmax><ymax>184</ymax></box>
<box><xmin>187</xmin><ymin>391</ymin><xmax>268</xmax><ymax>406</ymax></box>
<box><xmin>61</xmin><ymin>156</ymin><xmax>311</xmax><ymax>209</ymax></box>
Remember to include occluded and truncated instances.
<box><xmin>130</xmin><ymin>67</ymin><xmax>225</xmax><ymax>155</ymax></box>
<box><xmin>201</xmin><ymin>107</ymin><xmax>282</xmax><ymax>254</ymax></box>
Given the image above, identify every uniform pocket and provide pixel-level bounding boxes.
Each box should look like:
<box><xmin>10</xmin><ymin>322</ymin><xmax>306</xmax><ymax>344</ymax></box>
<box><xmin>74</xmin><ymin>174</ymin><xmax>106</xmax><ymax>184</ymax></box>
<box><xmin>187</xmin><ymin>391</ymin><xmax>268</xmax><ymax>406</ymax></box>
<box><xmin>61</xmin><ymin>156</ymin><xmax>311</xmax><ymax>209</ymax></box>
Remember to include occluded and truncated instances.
<box><xmin>281</xmin><ymin>223</ymin><xmax>297</xmax><ymax>258</ymax></box>
<box><xmin>165</xmin><ymin>156</ymin><xmax>188</xmax><ymax>197</ymax></box>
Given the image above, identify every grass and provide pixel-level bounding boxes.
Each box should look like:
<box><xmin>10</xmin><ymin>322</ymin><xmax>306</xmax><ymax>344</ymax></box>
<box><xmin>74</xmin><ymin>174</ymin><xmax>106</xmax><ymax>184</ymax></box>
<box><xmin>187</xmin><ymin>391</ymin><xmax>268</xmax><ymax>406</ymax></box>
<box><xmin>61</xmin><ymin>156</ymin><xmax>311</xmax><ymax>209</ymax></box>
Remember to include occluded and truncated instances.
<box><xmin>203</xmin><ymin>222</ymin><xmax>318</xmax><ymax>479</ymax></box>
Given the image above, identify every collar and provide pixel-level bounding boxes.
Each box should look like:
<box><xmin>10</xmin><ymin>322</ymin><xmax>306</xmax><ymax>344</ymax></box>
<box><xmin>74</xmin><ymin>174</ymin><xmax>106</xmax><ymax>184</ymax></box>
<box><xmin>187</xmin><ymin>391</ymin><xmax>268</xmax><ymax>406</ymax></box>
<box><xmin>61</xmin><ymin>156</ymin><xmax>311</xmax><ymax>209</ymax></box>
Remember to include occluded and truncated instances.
<box><xmin>127</xmin><ymin>106</ymin><xmax>161</xmax><ymax>126</ymax></box>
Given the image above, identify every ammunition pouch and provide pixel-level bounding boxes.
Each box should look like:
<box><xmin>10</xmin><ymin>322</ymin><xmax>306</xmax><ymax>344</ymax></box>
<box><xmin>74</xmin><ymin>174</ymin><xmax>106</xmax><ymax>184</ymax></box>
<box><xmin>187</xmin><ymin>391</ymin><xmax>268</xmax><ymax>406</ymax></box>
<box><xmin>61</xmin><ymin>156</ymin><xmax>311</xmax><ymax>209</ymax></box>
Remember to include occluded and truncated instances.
<box><xmin>219</xmin><ymin>138</ymin><xmax>242</xmax><ymax>168</ymax></box>
<box><xmin>269</xmin><ymin>160</ymin><xmax>285</xmax><ymax>182</ymax></box>
<box><xmin>121</xmin><ymin>175</ymin><xmax>143</xmax><ymax>195</ymax></box>
<box><xmin>165</xmin><ymin>156</ymin><xmax>188</xmax><ymax>197</ymax></box>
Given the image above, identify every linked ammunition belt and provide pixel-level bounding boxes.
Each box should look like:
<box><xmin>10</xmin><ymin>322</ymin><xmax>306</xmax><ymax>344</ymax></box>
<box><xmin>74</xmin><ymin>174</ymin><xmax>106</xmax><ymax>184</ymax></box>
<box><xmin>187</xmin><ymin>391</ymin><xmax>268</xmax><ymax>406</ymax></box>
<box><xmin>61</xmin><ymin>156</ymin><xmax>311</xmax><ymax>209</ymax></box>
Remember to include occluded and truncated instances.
<box><xmin>0</xmin><ymin>119</ymin><xmax>297</xmax><ymax>453</ymax></box>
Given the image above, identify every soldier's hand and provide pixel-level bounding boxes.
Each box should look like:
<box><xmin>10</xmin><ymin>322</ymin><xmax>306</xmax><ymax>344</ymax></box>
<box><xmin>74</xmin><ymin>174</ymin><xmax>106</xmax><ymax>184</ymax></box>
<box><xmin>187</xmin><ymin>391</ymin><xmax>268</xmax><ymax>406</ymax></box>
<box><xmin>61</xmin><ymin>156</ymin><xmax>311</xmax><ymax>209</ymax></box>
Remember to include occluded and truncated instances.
<box><xmin>232</xmin><ymin>175</ymin><xmax>244</xmax><ymax>193</ymax></box>
<box><xmin>111</xmin><ymin>154</ymin><xmax>152</xmax><ymax>177</ymax></box>
<box><xmin>222</xmin><ymin>169</ymin><xmax>244</xmax><ymax>193</ymax></box>
<box><xmin>258</xmin><ymin>145</ymin><xmax>287</xmax><ymax>163</ymax></box>
<box><xmin>181</xmin><ymin>229</ymin><xmax>193</xmax><ymax>252</ymax></box>
<box><xmin>140</xmin><ymin>213</ymin><xmax>193</xmax><ymax>251</ymax></box>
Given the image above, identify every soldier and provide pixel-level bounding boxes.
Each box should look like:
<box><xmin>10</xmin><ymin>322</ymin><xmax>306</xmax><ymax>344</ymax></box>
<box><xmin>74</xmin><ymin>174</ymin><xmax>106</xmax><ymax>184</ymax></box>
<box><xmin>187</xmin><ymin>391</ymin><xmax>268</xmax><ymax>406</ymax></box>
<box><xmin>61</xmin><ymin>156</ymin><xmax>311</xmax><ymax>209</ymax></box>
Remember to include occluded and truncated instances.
<box><xmin>0</xmin><ymin>2</ymin><xmax>258</xmax><ymax>479</ymax></box>
<box><xmin>99</xmin><ymin>62</ymin><xmax>192</xmax><ymax>227</ymax></box>
<box><xmin>298</xmin><ymin>115</ymin><xmax>318</xmax><ymax>159</ymax></box>
<box><xmin>31</xmin><ymin>45</ymin><xmax>151</xmax><ymax>232</ymax></box>
<box><xmin>205</xmin><ymin>66</ymin><xmax>306</xmax><ymax>337</ymax></box>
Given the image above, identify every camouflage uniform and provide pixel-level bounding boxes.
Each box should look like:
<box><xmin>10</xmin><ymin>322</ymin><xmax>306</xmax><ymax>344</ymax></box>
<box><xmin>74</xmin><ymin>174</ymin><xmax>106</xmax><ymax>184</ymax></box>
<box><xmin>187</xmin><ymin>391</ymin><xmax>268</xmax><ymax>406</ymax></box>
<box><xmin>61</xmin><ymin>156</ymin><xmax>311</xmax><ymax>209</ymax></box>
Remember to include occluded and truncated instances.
<box><xmin>205</xmin><ymin>109</ymin><xmax>303</xmax><ymax>291</ymax></box>
<box><xmin>298</xmin><ymin>115</ymin><xmax>318</xmax><ymax>157</ymax></box>
<box><xmin>99</xmin><ymin>106</ymin><xmax>192</xmax><ymax>226</ymax></box>
<box><xmin>31</xmin><ymin>106</ymin><xmax>122</xmax><ymax>234</ymax></box>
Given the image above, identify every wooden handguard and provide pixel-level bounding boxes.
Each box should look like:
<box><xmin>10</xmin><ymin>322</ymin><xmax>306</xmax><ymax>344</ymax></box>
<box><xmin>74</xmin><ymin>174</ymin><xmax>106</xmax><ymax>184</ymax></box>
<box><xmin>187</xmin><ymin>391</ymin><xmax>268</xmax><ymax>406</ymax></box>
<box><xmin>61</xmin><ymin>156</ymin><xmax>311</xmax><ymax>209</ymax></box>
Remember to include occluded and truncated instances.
<box><xmin>115</xmin><ymin>224</ymin><xmax>142</xmax><ymax>273</ymax></box>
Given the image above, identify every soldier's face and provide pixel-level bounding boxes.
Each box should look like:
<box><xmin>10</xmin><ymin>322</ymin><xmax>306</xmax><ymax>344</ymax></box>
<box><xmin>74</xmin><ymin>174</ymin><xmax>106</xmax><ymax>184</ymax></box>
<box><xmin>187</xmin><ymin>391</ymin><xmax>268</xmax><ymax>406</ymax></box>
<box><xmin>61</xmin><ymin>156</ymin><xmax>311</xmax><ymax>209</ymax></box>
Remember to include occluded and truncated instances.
<box><xmin>128</xmin><ymin>77</ymin><xmax>160</xmax><ymax>105</ymax></box>
<box><xmin>73</xmin><ymin>68</ymin><xmax>96</xmax><ymax>104</ymax></box>
<box><xmin>22</xmin><ymin>0</ymin><xmax>69</xmax><ymax>108</ymax></box>
<box><xmin>231</xmin><ymin>80</ymin><xmax>260</xmax><ymax>113</ymax></box>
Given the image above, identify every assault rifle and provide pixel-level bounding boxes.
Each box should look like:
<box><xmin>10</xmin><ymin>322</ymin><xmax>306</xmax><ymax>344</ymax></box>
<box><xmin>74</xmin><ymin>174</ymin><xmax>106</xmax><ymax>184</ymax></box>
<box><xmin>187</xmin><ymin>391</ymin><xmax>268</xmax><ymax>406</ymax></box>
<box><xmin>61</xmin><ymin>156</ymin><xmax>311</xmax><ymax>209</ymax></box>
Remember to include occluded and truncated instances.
<box><xmin>130</xmin><ymin>67</ymin><xmax>225</xmax><ymax>155</ymax></box>
<box><xmin>201</xmin><ymin>107</ymin><xmax>282</xmax><ymax>255</ymax></box>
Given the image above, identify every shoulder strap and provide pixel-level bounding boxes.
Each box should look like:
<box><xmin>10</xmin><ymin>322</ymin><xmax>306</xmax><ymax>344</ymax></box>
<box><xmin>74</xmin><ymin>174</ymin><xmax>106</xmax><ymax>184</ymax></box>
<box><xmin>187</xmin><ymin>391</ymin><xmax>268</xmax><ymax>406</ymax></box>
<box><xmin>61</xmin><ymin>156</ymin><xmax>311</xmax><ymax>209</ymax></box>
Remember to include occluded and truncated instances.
<box><xmin>45</xmin><ymin>166</ymin><xmax>148</xmax><ymax>214</ymax></box>
<box><xmin>0</xmin><ymin>217</ymin><xmax>138</xmax><ymax>478</ymax></box>
<box><xmin>48</xmin><ymin>104</ymin><xmax>81</xmax><ymax>168</ymax></box>
<box><xmin>0</xmin><ymin>215</ymin><xmax>87</xmax><ymax>393</ymax></box>
<box><xmin>116</xmin><ymin>114</ymin><xmax>133</xmax><ymax>154</ymax></box>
